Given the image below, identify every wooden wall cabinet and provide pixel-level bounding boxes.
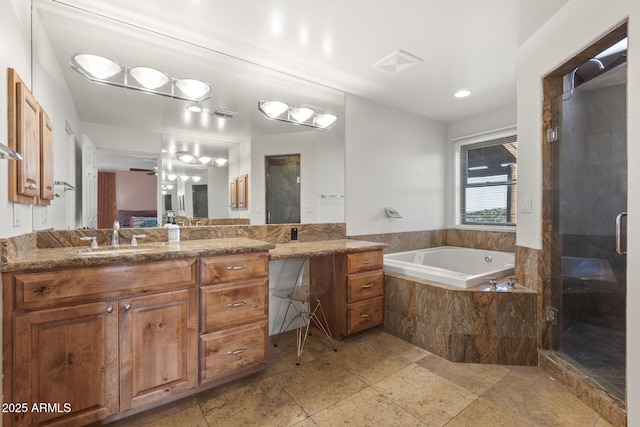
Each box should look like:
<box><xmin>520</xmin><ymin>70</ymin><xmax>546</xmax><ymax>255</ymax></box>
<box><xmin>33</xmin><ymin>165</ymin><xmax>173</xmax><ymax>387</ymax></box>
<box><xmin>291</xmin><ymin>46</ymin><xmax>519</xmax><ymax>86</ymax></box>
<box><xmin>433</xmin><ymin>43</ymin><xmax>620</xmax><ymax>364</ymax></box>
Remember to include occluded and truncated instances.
<box><xmin>230</xmin><ymin>178</ymin><xmax>237</xmax><ymax>208</ymax></box>
<box><xmin>229</xmin><ymin>174</ymin><xmax>248</xmax><ymax>209</ymax></box>
<box><xmin>319</xmin><ymin>250</ymin><xmax>385</xmax><ymax>340</ymax></box>
<box><xmin>7</xmin><ymin>68</ymin><xmax>54</xmax><ymax>205</ymax></box>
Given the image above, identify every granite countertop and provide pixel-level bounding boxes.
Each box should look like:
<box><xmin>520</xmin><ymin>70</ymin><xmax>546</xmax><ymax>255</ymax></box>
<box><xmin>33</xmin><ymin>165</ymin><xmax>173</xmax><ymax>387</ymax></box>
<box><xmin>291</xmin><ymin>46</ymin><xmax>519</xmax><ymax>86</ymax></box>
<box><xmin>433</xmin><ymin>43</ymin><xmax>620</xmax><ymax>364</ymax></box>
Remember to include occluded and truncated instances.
<box><xmin>0</xmin><ymin>238</ymin><xmax>275</xmax><ymax>272</ymax></box>
<box><xmin>0</xmin><ymin>238</ymin><xmax>386</xmax><ymax>273</ymax></box>
<box><xmin>269</xmin><ymin>239</ymin><xmax>386</xmax><ymax>260</ymax></box>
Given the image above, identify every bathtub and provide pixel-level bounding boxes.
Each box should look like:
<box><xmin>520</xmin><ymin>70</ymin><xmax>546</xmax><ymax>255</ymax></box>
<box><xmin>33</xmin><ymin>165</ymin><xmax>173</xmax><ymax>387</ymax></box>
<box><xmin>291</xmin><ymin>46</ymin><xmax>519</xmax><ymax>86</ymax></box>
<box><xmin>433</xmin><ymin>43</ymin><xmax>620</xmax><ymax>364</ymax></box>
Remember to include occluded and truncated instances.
<box><xmin>383</xmin><ymin>246</ymin><xmax>515</xmax><ymax>289</ymax></box>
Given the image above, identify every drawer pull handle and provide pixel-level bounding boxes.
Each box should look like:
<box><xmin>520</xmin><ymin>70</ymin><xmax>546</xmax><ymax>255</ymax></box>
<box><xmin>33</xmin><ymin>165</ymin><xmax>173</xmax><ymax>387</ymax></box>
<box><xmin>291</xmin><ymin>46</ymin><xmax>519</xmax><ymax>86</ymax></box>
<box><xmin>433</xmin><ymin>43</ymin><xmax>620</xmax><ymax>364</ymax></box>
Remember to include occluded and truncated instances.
<box><xmin>362</xmin><ymin>259</ymin><xmax>373</xmax><ymax>264</ymax></box>
<box><xmin>106</xmin><ymin>306</ymin><xmax>114</xmax><ymax>313</ymax></box>
<box><xmin>227</xmin><ymin>348</ymin><xmax>247</xmax><ymax>356</ymax></box>
<box><xmin>362</xmin><ymin>283</ymin><xmax>374</xmax><ymax>289</ymax></box>
<box><xmin>361</xmin><ymin>313</ymin><xmax>372</xmax><ymax>319</ymax></box>
<box><xmin>227</xmin><ymin>301</ymin><xmax>248</xmax><ymax>308</ymax></box>
<box><xmin>226</xmin><ymin>265</ymin><xmax>248</xmax><ymax>271</ymax></box>
<box><xmin>26</xmin><ymin>183</ymin><xmax>38</xmax><ymax>190</ymax></box>
<box><xmin>124</xmin><ymin>303</ymin><xmax>132</xmax><ymax>311</ymax></box>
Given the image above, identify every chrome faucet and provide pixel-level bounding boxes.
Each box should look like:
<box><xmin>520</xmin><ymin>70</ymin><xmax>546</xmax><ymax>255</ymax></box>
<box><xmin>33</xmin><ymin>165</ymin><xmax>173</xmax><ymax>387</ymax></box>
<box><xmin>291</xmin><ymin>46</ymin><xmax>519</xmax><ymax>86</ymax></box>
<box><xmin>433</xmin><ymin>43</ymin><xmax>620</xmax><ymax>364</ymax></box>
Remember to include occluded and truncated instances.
<box><xmin>111</xmin><ymin>220</ymin><xmax>120</xmax><ymax>246</ymax></box>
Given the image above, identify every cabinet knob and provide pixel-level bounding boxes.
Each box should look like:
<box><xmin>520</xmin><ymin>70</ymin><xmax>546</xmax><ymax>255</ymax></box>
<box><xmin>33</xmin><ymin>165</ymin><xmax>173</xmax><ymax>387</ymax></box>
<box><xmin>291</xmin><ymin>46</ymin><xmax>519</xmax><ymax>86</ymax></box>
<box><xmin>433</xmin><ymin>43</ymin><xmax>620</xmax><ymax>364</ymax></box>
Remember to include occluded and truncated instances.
<box><xmin>26</xmin><ymin>183</ymin><xmax>38</xmax><ymax>190</ymax></box>
<box><xmin>124</xmin><ymin>303</ymin><xmax>132</xmax><ymax>311</ymax></box>
<box><xmin>106</xmin><ymin>306</ymin><xmax>114</xmax><ymax>313</ymax></box>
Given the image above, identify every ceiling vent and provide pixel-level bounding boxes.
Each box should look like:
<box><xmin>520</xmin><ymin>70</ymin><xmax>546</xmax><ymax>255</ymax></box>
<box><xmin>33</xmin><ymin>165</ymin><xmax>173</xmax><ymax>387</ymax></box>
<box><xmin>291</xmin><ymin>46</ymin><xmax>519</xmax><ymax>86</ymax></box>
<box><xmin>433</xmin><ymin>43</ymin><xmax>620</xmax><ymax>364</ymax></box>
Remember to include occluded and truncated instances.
<box><xmin>372</xmin><ymin>50</ymin><xmax>423</xmax><ymax>74</ymax></box>
<box><xmin>211</xmin><ymin>108</ymin><xmax>239</xmax><ymax>119</ymax></box>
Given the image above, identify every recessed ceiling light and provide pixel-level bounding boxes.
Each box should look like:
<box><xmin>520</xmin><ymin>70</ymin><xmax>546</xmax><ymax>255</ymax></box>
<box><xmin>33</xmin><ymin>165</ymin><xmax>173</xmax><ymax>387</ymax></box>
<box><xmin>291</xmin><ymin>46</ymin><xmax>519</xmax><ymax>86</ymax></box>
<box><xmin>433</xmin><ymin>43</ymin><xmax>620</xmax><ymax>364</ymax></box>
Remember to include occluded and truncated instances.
<box><xmin>454</xmin><ymin>89</ymin><xmax>472</xmax><ymax>98</ymax></box>
<box><xmin>186</xmin><ymin>105</ymin><xmax>203</xmax><ymax>113</ymax></box>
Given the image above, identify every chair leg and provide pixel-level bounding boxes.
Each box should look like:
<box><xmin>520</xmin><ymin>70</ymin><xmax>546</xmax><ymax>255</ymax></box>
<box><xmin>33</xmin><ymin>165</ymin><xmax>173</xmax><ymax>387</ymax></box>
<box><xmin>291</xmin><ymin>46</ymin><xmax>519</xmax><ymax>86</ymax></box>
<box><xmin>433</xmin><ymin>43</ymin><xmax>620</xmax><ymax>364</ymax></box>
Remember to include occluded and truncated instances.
<box><xmin>309</xmin><ymin>298</ymin><xmax>338</xmax><ymax>352</ymax></box>
<box><xmin>273</xmin><ymin>300</ymin><xmax>296</xmax><ymax>347</ymax></box>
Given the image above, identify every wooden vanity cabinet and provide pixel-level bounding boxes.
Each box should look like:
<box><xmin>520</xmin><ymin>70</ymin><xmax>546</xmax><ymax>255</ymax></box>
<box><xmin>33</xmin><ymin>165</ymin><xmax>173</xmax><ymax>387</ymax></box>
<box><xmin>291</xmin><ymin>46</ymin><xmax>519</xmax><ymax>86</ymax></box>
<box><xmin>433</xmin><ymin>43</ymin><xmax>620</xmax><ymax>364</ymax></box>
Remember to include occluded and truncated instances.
<box><xmin>199</xmin><ymin>252</ymin><xmax>269</xmax><ymax>384</ymax></box>
<box><xmin>3</xmin><ymin>258</ymin><xmax>199</xmax><ymax>427</ymax></box>
<box><xmin>12</xmin><ymin>301</ymin><xmax>118</xmax><ymax>427</ymax></box>
<box><xmin>320</xmin><ymin>249</ymin><xmax>385</xmax><ymax>340</ymax></box>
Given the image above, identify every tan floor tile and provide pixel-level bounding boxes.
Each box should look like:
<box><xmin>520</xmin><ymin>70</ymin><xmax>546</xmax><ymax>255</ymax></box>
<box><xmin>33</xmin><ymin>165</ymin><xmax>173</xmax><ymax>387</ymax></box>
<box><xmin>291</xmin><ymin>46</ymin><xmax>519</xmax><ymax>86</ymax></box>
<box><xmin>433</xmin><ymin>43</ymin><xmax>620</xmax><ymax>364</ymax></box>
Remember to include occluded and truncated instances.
<box><xmin>268</xmin><ymin>330</ymin><xmax>329</xmax><ymax>375</ymax></box>
<box><xmin>445</xmin><ymin>397</ymin><xmax>537</xmax><ymax>427</ymax></box>
<box><xmin>141</xmin><ymin>404</ymin><xmax>207</xmax><ymax>427</ymax></box>
<box><xmin>198</xmin><ymin>376</ymin><xmax>307</xmax><ymax>427</ymax></box>
<box><xmin>372</xmin><ymin>364</ymin><xmax>478</xmax><ymax>426</ymax></box>
<box><xmin>291</xmin><ymin>417</ymin><xmax>320</xmax><ymax>426</ymax></box>
<box><xmin>323</xmin><ymin>338</ymin><xmax>414</xmax><ymax>384</ymax></box>
<box><xmin>271</xmin><ymin>357</ymin><xmax>368</xmax><ymax>415</ymax></box>
<box><xmin>595</xmin><ymin>417</ymin><xmax>614</xmax><ymax>427</ymax></box>
<box><xmin>482</xmin><ymin>368</ymin><xmax>601</xmax><ymax>426</ymax></box>
<box><xmin>364</xmin><ymin>329</ymin><xmax>433</xmax><ymax>362</ymax></box>
<box><xmin>312</xmin><ymin>387</ymin><xmax>424</xmax><ymax>426</ymax></box>
<box><xmin>416</xmin><ymin>354</ymin><xmax>510</xmax><ymax>394</ymax></box>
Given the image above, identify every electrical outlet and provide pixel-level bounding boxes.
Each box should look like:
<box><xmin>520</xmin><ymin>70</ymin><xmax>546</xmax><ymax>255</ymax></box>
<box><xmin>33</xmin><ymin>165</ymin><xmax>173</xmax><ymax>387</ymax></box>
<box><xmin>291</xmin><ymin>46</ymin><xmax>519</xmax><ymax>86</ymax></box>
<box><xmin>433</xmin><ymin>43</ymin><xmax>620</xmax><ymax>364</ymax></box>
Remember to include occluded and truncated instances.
<box><xmin>291</xmin><ymin>227</ymin><xmax>298</xmax><ymax>241</ymax></box>
<box><xmin>13</xmin><ymin>203</ymin><xmax>22</xmax><ymax>227</ymax></box>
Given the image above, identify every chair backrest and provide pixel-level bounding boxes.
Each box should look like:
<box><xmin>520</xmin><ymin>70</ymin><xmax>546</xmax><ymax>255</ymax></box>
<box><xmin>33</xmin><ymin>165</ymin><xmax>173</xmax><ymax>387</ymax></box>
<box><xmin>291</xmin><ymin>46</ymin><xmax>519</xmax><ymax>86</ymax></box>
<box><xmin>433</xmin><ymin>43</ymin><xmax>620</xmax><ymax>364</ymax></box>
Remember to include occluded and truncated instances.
<box><xmin>273</xmin><ymin>256</ymin><xmax>334</xmax><ymax>302</ymax></box>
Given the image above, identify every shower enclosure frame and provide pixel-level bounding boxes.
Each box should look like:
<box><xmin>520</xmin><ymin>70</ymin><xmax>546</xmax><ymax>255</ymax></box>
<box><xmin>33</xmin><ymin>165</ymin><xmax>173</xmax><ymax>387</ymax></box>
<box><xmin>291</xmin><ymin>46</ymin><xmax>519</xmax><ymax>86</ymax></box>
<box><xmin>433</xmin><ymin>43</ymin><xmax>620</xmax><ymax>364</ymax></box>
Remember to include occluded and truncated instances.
<box><xmin>538</xmin><ymin>22</ymin><xmax>628</xmax><ymax>423</ymax></box>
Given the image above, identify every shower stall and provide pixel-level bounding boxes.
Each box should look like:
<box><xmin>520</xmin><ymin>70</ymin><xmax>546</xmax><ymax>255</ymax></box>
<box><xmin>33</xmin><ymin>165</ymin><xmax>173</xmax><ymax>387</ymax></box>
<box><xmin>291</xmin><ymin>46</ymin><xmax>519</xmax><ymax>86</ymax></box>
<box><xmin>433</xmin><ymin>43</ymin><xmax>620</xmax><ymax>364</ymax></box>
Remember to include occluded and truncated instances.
<box><xmin>550</xmin><ymin>40</ymin><xmax>627</xmax><ymax>399</ymax></box>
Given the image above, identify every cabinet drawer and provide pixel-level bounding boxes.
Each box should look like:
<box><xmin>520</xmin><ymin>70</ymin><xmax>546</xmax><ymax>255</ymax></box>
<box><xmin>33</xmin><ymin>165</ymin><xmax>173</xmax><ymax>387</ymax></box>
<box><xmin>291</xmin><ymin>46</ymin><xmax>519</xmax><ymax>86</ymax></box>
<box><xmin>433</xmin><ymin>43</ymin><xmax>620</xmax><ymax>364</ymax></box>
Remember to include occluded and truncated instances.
<box><xmin>201</xmin><ymin>278</ymin><xmax>268</xmax><ymax>333</ymax></box>
<box><xmin>200</xmin><ymin>252</ymin><xmax>268</xmax><ymax>285</ymax></box>
<box><xmin>200</xmin><ymin>320</ymin><xmax>268</xmax><ymax>384</ymax></box>
<box><xmin>13</xmin><ymin>258</ymin><xmax>198</xmax><ymax>310</ymax></box>
<box><xmin>346</xmin><ymin>296</ymin><xmax>384</xmax><ymax>335</ymax></box>
<box><xmin>347</xmin><ymin>270</ymin><xmax>384</xmax><ymax>303</ymax></box>
<box><xmin>346</xmin><ymin>250</ymin><xmax>383</xmax><ymax>274</ymax></box>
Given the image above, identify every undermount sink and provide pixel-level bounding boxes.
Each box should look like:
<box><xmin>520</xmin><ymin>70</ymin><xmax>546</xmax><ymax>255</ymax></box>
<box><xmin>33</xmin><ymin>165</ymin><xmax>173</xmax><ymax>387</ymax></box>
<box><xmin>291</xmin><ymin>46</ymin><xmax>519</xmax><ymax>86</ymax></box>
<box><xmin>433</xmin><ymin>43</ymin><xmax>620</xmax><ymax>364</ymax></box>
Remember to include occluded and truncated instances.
<box><xmin>77</xmin><ymin>247</ymin><xmax>151</xmax><ymax>256</ymax></box>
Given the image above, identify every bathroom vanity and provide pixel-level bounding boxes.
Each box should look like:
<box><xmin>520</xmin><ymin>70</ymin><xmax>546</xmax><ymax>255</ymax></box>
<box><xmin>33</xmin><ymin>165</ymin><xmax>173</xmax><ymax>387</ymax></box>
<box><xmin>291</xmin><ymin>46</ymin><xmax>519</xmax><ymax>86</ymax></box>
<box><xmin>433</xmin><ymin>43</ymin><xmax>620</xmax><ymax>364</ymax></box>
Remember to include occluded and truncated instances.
<box><xmin>1</xmin><ymin>235</ymin><xmax>385</xmax><ymax>426</ymax></box>
<box><xmin>1</xmin><ymin>239</ymin><xmax>272</xmax><ymax>427</ymax></box>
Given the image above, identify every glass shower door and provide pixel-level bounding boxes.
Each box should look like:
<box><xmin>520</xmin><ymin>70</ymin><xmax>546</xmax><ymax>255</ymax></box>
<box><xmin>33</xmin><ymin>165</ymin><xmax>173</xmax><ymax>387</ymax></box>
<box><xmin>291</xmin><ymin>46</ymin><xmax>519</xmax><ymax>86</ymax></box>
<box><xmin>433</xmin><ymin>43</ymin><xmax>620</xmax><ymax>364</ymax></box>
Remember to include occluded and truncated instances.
<box><xmin>551</xmin><ymin>62</ymin><xmax>627</xmax><ymax>398</ymax></box>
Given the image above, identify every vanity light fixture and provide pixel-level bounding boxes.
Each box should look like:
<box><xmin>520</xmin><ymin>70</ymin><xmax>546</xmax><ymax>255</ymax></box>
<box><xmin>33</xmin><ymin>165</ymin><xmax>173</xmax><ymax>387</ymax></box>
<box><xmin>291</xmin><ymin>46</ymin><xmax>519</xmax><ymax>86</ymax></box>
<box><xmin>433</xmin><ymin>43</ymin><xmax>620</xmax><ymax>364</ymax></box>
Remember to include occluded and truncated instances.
<box><xmin>176</xmin><ymin>152</ymin><xmax>196</xmax><ymax>164</ymax></box>
<box><xmin>71</xmin><ymin>53</ymin><xmax>211</xmax><ymax>102</ymax></box>
<box><xmin>180</xmin><ymin>175</ymin><xmax>190</xmax><ymax>182</ymax></box>
<box><xmin>191</xmin><ymin>176</ymin><xmax>202</xmax><ymax>183</ymax></box>
<box><xmin>213</xmin><ymin>158</ymin><xmax>228</xmax><ymax>167</ymax></box>
<box><xmin>129</xmin><ymin>66</ymin><xmax>170</xmax><ymax>89</ymax></box>
<box><xmin>166</xmin><ymin>174</ymin><xmax>177</xmax><ymax>181</ymax></box>
<box><xmin>197</xmin><ymin>156</ymin><xmax>212</xmax><ymax>164</ymax></box>
<box><xmin>258</xmin><ymin>100</ymin><xmax>338</xmax><ymax>129</ymax></box>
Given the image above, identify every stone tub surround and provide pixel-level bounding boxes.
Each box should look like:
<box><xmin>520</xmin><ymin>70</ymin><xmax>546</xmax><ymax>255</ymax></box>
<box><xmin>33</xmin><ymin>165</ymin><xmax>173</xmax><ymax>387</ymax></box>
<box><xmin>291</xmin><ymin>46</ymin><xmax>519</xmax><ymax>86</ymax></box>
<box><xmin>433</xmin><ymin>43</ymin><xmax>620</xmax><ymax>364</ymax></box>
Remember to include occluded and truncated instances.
<box><xmin>349</xmin><ymin>228</ymin><xmax>515</xmax><ymax>254</ymax></box>
<box><xmin>384</xmin><ymin>271</ymin><xmax>537</xmax><ymax>366</ymax></box>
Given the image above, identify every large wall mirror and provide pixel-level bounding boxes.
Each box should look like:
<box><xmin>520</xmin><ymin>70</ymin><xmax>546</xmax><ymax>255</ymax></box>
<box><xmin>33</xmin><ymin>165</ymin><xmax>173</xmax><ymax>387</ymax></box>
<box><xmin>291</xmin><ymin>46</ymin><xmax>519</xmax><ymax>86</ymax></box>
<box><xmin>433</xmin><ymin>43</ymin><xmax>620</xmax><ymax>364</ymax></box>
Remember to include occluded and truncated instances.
<box><xmin>32</xmin><ymin>0</ymin><xmax>345</xmax><ymax>229</ymax></box>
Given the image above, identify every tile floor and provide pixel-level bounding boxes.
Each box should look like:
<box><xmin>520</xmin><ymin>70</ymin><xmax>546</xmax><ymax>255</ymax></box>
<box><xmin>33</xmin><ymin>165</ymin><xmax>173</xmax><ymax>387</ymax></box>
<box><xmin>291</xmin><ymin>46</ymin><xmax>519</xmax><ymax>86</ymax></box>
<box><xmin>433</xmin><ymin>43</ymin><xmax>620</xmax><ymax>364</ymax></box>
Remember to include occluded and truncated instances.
<box><xmin>108</xmin><ymin>328</ymin><xmax>612</xmax><ymax>427</ymax></box>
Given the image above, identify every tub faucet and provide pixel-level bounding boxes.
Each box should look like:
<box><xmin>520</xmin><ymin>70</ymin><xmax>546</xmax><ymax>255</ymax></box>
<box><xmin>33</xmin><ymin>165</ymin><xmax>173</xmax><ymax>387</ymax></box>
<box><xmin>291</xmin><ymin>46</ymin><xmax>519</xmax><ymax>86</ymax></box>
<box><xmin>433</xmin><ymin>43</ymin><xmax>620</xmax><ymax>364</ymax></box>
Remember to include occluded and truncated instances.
<box><xmin>486</xmin><ymin>276</ymin><xmax>497</xmax><ymax>291</ymax></box>
<box><xmin>111</xmin><ymin>220</ymin><xmax>120</xmax><ymax>246</ymax></box>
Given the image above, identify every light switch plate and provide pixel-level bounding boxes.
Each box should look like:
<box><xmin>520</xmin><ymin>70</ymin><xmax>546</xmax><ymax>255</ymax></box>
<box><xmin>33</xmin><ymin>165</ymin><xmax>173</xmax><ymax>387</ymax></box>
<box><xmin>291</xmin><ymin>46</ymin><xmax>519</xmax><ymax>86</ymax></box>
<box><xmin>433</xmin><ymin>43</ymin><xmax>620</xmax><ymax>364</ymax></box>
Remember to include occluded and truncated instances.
<box><xmin>13</xmin><ymin>203</ymin><xmax>22</xmax><ymax>227</ymax></box>
<box><xmin>520</xmin><ymin>196</ymin><xmax>532</xmax><ymax>213</ymax></box>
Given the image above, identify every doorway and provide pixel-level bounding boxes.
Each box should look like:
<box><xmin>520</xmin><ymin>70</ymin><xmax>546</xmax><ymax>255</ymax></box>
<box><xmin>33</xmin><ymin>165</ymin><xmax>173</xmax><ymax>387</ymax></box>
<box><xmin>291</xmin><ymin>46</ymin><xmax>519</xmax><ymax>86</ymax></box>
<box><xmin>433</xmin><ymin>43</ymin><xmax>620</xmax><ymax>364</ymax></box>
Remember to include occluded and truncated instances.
<box><xmin>550</xmin><ymin>45</ymin><xmax>627</xmax><ymax>398</ymax></box>
<box><xmin>192</xmin><ymin>184</ymin><xmax>208</xmax><ymax>218</ymax></box>
<box><xmin>265</xmin><ymin>154</ymin><xmax>300</xmax><ymax>224</ymax></box>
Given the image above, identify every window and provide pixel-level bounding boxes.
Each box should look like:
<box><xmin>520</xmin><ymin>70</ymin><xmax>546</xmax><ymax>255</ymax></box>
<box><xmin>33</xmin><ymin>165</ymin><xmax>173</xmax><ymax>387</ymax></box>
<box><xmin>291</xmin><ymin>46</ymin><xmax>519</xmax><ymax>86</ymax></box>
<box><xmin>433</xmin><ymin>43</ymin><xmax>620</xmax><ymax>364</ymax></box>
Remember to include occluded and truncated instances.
<box><xmin>460</xmin><ymin>135</ymin><xmax>517</xmax><ymax>225</ymax></box>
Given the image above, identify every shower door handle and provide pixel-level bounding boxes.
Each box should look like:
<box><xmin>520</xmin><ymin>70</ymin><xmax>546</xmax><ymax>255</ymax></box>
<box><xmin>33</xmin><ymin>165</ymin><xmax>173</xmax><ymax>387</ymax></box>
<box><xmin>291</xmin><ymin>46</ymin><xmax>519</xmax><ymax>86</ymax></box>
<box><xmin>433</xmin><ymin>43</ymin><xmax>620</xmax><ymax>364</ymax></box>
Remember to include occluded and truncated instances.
<box><xmin>616</xmin><ymin>212</ymin><xmax>627</xmax><ymax>255</ymax></box>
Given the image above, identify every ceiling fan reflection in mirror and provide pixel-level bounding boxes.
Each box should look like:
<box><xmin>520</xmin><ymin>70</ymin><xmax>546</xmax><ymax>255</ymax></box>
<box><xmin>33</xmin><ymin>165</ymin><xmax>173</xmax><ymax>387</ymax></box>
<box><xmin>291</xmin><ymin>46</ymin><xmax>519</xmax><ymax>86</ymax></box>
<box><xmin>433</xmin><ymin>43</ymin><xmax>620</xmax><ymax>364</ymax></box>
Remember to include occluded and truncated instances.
<box><xmin>130</xmin><ymin>167</ymin><xmax>157</xmax><ymax>175</ymax></box>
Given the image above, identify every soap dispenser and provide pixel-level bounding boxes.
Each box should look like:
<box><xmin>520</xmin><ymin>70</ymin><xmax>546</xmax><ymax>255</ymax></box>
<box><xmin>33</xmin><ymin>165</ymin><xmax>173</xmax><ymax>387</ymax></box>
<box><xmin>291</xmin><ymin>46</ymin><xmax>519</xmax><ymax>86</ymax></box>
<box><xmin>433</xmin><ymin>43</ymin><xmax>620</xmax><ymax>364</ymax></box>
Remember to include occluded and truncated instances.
<box><xmin>164</xmin><ymin>217</ymin><xmax>180</xmax><ymax>243</ymax></box>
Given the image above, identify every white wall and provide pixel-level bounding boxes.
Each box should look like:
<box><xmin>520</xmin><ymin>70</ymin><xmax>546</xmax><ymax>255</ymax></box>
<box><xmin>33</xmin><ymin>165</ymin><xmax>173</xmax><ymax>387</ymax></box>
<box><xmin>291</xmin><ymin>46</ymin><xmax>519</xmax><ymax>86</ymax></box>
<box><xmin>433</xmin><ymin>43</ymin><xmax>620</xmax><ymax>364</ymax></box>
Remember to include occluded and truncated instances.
<box><xmin>251</xmin><ymin>130</ymin><xmax>343</xmax><ymax>225</ymax></box>
<box><xmin>344</xmin><ymin>95</ymin><xmax>447</xmax><ymax>236</ymax></box>
<box><xmin>516</xmin><ymin>0</ymin><xmax>639</xmax><ymax>422</ymax></box>
<box><xmin>445</xmin><ymin>103</ymin><xmax>517</xmax><ymax>229</ymax></box>
<box><xmin>80</xmin><ymin>122</ymin><xmax>160</xmax><ymax>154</ymax></box>
<box><xmin>207</xmin><ymin>164</ymin><xmax>229</xmax><ymax>218</ymax></box>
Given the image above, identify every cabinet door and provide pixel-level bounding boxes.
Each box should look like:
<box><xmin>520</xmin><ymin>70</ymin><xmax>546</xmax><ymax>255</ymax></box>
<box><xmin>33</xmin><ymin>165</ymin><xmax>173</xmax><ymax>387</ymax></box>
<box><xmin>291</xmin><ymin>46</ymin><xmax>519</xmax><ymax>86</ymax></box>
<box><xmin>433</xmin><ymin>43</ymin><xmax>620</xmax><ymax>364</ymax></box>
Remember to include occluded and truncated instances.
<box><xmin>13</xmin><ymin>302</ymin><xmax>118</xmax><ymax>427</ymax></box>
<box><xmin>16</xmin><ymin>81</ymin><xmax>40</xmax><ymax>199</ymax></box>
<box><xmin>119</xmin><ymin>289</ymin><xmax>198</xmax><ymax>411</ymax></box>
<box><xmin>39</xmin><ymin>108</ymin><xmax>54</xmax><ymax>202</ymax></box>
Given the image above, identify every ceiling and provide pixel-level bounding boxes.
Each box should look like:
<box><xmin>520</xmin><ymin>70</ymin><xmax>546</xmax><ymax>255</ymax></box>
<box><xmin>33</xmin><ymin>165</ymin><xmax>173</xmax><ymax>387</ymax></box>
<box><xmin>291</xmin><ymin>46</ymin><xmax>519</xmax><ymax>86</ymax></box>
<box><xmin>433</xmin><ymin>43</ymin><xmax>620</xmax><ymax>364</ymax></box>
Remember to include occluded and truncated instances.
<box><xmin>35</xmin><ymin>0</ymin><xmax>569</xmax><ymax>175</ymax></box>
<box><xmin>38</xmin><ymin>0</ymin><xmax>568</xmax><ymax>124</ymax></box>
